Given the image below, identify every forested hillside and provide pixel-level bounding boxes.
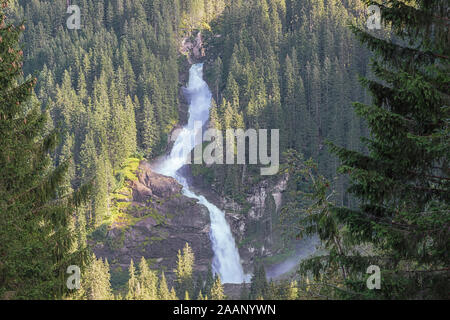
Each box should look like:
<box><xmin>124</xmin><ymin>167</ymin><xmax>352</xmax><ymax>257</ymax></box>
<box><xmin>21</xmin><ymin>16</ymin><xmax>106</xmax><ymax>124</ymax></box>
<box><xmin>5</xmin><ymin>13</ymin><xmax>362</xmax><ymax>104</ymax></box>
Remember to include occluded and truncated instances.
<box><xmin>187</xmin><ymin>0</ymin><xmax>374</xmax><ymax>264</ymax></box>
<box><xmin>9</xmin><ymin>0</ymin><xmax>371</xmax><ymax>241</ymax></box>
<box><xmin>9</xmin><ymin>0</ymin><xmax>372</xmax><ymax>231</ymax></box>
<box><xmin>3</xmin><ymin>0</ymin><xmax>227</xmax><ymax>299</ymax></box>
<box><xmin>1</xmin><ymin>0</ymin><xmax>448</xmax><ymax>301</ymax></box>
<box><xmin>199</xmin><ymin>0</ymin><xmax>371</xmax><ymax>207</ymax></box>
<box><xmin>10</xmin><ymin>0</ymin><xmax>223</xmax><ymax>229</ymax></box>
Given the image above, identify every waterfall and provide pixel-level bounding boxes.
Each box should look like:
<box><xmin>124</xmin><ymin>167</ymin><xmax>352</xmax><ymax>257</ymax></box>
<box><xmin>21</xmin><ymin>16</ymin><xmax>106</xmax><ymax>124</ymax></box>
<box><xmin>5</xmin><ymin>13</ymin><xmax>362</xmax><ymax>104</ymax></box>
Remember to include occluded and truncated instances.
<box><xmin>154</xmin><ymin>63</ymin><xmax>246</xmax><ymax>284</ymax></box>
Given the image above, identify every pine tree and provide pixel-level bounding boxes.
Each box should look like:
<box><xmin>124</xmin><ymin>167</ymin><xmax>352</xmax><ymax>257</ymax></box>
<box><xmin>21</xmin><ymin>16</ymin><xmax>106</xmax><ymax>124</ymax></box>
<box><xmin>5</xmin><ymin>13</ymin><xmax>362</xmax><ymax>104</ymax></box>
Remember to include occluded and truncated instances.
<box><xmin>158</xmin><ymin>272</ymin><xmax>171</xmax><ymax>300</ymax></box>
<box><xmin>138</xmin><ymin>257</ymin><xmax>158</xmax><ymax>300</ymax></box>
<box><xmin>92</xmin><ymin>153</ymin><xmax>111</xmax><ymax>227</ymax></box>
<box><xmin>123</xmin><ymin>95</ymin><xmax>137</xmax><ymax>156</ymax></box>
<box><xmin>174</xmin><ymin>242</ymin><xmax>195</xmax><ymax>298</ymax></box>
<box><xmin>282</xmin><ymin>54</ymin><xmax>297</xmax><ymax>149</ymax></box>
<box><xmin>249</xmin><ymin>263</ymin><xmax>268</xmax><ymax>300</ymax></box>
<box><xmin>169</xmin><ymin>287</ymin><xmax>179</xmax><ymax>300</ymax></box>
<box><xmin>193</xmin><ymin>274</ymin><xmax>204</xmax><ymax>300</ymax></box>
<box><xmin>292</xmin><ymin>0</ymin><xmax>450</xmax><ymax>299</ymax></box>
<box><xmin>175</xmin><ymin>243</ymin><xmax>195</xmax><ymax>279</ymax></box>
<box><xmin>197</xmin><ymin>290</ymin><xmax>205</xmax><ymax>300</ymax></box>
<box><xmin>0</xmin><ymin>0</ymin><xmax>89</xmax><ymax>299</ymax></box>
<box><xmin>210</xmin><ymin>275</ymin><xmax>225</xmax><ymax>300</ymax></box>
<box><xmin>204</xmin><ymin>266</ymin><xmax>214</xmax><ymax>296</ymax></box>
<box><xmin>328</xmin><ymin>0</ymin><xmax>450</xmax><ymax>299</ymax></box>
<box><xmin>125</xmin><ymin>259</ymin><xmax>140</xmax><ymax>300</ymax></box>
<box><xmin>266</xmin><ymin>280</ymin><xmax>279</xmax><ymax>300</ymax></box>
<box><xmin>286</xmin><ymin>281</ymin><xmax>298</xmax><ymax>300</ymax></box>
<box><xmin>78</xmin><ymin>254</ymin><xmax>114</xmax><ymax>300</ymax></box>
<box><xmin>139</xmin><ymin>96</ymin><xmax>159</xmax><ymax>157</ymax></box>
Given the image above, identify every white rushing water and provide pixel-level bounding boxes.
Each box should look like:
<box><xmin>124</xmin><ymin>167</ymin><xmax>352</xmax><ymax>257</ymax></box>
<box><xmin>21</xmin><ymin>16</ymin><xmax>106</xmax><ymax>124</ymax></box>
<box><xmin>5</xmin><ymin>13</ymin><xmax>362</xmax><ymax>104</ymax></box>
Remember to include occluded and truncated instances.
<box><xmin>154</xmin><ymin>63</ymin><xmax>246</xmax><ymax>284</ymax></box>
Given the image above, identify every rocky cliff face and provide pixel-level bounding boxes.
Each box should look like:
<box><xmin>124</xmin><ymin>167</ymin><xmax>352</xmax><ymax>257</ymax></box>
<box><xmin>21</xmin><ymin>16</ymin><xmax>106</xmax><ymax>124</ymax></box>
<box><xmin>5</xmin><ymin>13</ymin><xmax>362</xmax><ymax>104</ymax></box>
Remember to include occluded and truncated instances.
<box><xmin>225</xmin><ymin>175</ymin><xmax>290</xmax><ymax>273</ymax></box>
<box><xmin>180</xmin><ymin>31</ymin><xmax>205</xmax><ymax>64</ymax></box>
<box><xmin>189</xmin><ymin>170</ymin><xmax>290</xmax><ymax>274</ymax></box>
<box><xmin>91</xmin><ymin>161</ymin><xmax>213</xmax><ymax>279</ymax></box>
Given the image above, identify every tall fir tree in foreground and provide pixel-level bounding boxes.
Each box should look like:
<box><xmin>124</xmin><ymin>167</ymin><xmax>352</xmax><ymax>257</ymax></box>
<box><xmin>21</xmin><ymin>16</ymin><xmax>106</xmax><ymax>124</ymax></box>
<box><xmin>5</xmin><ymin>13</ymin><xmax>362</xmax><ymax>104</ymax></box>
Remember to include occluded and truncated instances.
<box><xmin>0</xmin><ymin>0</ymin><xmax>89</xmax><ymax>299</ymax></box>
<box><xmin>292</xmin><ymin>0</ymin><xmax>449</xmax><ymax>299</ymax></box>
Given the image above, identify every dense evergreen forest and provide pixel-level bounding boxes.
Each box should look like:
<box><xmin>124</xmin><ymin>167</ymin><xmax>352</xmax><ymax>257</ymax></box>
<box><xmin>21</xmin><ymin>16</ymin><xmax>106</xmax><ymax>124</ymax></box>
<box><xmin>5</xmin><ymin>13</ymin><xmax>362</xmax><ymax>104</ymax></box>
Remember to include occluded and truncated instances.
<box><xmin>197</xmin><ymin>0</ymin><xmax>371</xmax><ymax>207</ymax></box>
<box><xmin>0</xmin><ymin>0</ymin><xmax>448</xmax><ymax>300</ymax></box>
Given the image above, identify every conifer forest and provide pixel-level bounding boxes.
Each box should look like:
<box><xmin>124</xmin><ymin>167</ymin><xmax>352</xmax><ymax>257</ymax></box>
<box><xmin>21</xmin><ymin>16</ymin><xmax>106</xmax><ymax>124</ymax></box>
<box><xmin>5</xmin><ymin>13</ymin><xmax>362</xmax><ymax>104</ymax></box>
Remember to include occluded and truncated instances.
<box><xmin>0</xmin><ymin>0</ymin><xmax>448</xmax><ymax>303</ymax></box>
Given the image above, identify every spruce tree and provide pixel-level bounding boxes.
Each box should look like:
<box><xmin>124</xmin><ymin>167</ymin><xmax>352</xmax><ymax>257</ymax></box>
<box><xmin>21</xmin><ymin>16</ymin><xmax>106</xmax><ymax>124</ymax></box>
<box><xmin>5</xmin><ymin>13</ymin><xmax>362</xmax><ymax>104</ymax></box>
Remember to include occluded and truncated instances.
<box><xmin>125</xmin><ymin>259</ymin><xmax>140</xmax><ymax>300</ymax></box>
<box><xmin>174</xmin><ymin>242</ymin><xmax>195</xmax><ymax>298</ymax></box>
<box><xmin>210</xmin><ymin>275</ymin><xmax>225</xmax><ymax>300</ymax></box>
<box><xmin>169</xmin><ymin>287</ymin><xmax>179</xmax><ymax>300</ymax></box>
<box><xmin>78</xmin><ymin>254</ymin><xmax>113</xmax><ymax>300</ymax></box>
<box><xmin>193</xmin><ymin>274</ymin><xmax>204</xmax><ymax>300</ymax></box>
<box><xmin>197</xmin><ymin>290</ymin><xmax>205</xmax><ymax>300</ymax></box>
<box><xmin>326</xmin><ymin>0</ymin><xmax>449</xmax><ymax>299</ymax></box>
<box><xmin>158</xmin><ymin>272</ymin><xmax>171</xmax><ymax>300</ymax></box>
<box><xmin>0</xmin><ymin>0</ymin><xmax>89</xmax><ymax>299</ymax></box>
<box><xmin>286</xmin><ymin>281</ymin><xmax>298</xmax><ymax>300</ymax></box>
<box><xmin>139</xmin><ymin>96</ymin><xmax>159</xmax><ymax>157</ymax></box>
<box><xmin>203</xmin><ymin>266</ymin><xmax>214</xmax><ymax>296</ymax></box>
<box><xmin>249</xmin><ymin>263</ymin><xmax>268</xmax><ymax>300</ymax></box>
<box><xmin>138</xmin><ymin>257</ymin><xmax>158</xmax><ymax>300</ymax></box>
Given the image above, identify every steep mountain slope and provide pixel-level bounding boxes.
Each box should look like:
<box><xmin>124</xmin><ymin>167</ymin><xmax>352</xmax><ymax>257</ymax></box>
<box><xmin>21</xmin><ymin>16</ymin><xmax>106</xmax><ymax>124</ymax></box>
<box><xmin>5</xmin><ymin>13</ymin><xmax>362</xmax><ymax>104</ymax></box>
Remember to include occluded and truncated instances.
<box><xmin>11</xmin><ymin>0</ymin><xmax>373</xmax><ymax>289</ymax></box>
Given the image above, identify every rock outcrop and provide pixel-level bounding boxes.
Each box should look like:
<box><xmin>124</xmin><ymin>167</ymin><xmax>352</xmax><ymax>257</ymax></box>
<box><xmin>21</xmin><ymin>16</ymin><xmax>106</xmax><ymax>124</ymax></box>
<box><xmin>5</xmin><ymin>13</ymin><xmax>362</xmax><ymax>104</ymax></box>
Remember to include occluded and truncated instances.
<box><xmin>225</xmin><ymin>174</ymin><xmax>290</xmax><ymax>272</ymax></box>
<box><xmin>92</xmin><ymin>161</ymin><xmax>213</xmax><ymax>279</ymax></box>
<box><xmin>189</xmin><ymin>170</ymin><xmax>290</xmax><ymax>274</ymax></box>
<box><xmin>180</xmin><ymin>32</ymin><xmax>205</xmax><ymax>64</ymax></box>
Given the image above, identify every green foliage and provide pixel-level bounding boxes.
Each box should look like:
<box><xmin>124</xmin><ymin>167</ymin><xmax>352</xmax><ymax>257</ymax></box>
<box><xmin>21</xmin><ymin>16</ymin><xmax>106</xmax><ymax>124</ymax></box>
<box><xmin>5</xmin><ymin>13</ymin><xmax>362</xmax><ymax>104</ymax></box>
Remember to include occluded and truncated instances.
<box><xmin>210</xmin><ymin>275</ymin><xmax>225</xmax><ymax>300</ymax></box>
<box><xmin>201</xmin><ymin>0</ymin><xmax>371</xmax><ymax>226</ymax></box>
<box><xmin>76</xmin><ymin>254</ymin><xmax>114</xmax><ymax>300</ymax></box>
<box><xmin>110</xmin><ymin>267</ymin><xmax>129</xmax><ymax>292</ymax></box>
<box><xmin>249</xmin><ymin>263</ymin><xmax>269</xmax><ymax>300</ymax></box>
<box><xmin>115</xmin><ymin>157</ymin><xmax>142</xmax><ymax>185</ymax></box>
<box><xmin>0</xmin><ymin>0</ymin><xmax>90</xmax><ymax>299</ymax></box>
<box><xmin>8</xmin><ymin>0</ymin><xmax>193</xmax><ymax>235</ymax></box>
<box><xmin>284</xmin><ymin>4</ymin><xmax>450</xmax><ymax>294</ymax></box>
<box><xmin>266</xmin><ymin>280</ymin><xmax>299</xmax><ymax>300</ymax></box>
<box><xmin>158</xmin><ymin>272</ymin><xmax>172</xmax><ymax>300</ymax></box>
<box><xmin>4</xmin><ymin>0</ymin><xmax>447</xmax><ymax>301</ymax></box>
<box><xmin>281</xmin><ymin>151</ymin><xmax>351</xmax><ymax>299</ymax></box>
<box><xmin>203</xmin><ymin>266</ymin><xmax>215</xmax><ymax>297</ymax></box>
<box><xmin>328</xmin><ymin>0</ymin><xmax>449</xmax><ymax>299</ymax></box>
<box><xmin>125</xmin><ymin>260</ymin><xmax>140</xmax><ymax>300</ymax></box>
<box><xmin>138</xmin><ymin>257</ymin><xmax>158</xmax><ymax>300</ymax></box>
<box><xmin>89</xmin><ymin>223</ymin><xmax>109</xmax><ymax>242</ymax></box>
<box><xmin>174</xmin><ymin>243</ymin><xmax>195</xmax><ymax>299</ymax></box>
